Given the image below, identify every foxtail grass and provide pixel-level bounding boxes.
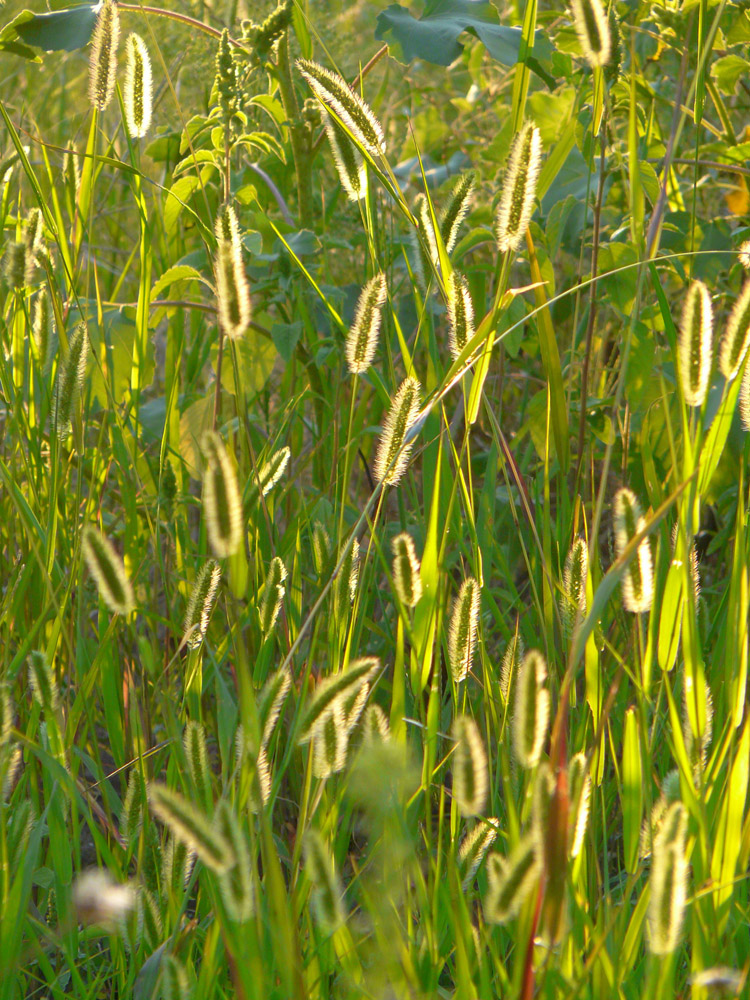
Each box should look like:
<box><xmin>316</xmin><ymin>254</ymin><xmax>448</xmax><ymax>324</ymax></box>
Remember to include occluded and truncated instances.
<box><xmin>88</xmin><ymin>0</ymin><xmax>120</xmax><ymax>112</ymax></box>
<box><xmin>201</xmin><ymin>430</ymin><xmax>243</xmax><ymax>558</ymax></box>
<box><xmin>215</xmin><ymin>204</ymin><xmax>251</xmax><ymax>340</ymax></box>
<box><xmin>297</xmin><ymin>58</ymin><xmax>386</xmax><ymax>157</ymax></box>
<box><xmin>450</xmin><ymin>715</ymin><xmax>488</xmax><ymax>817</ymax></box>
<box><xmin>123</xmin><ymin>33</ymin><xmax>152</xmax><ymax>139</ymax></box>
<box><xmin>512</xmin><ymin>650</ymin><xmax>550</xmax><ymax>769</ymax></box>
<box><xmin>447</xmin><ymin>576</ymin><xmax>481</xmax><ymax>683</ymax></box>
<box><xmin>346</xmin><ymin>272</ymin><xmax>387</xmax><ymax>374</ymax></box>
<box><xmin>678</xmin><ymin>280</ymin><xmax>713</xmax><ymax>407</ymax></box>
<box><xmin>391</xmin><ymin>532</ymin><xmax>422</xmax><ymax>608</ymax></box>
<box><xmin>570</xmin><ymin>0</ymin><xmax>611</xmax><ymax>67</ymax></box>
<box><xmin>183</xmin><ymin>560</ymin><xmax>221</xmax><ymax>649</ymax></box>
<box><xmin>495</xmin><ymin>122</ymin><xmax>542</xmax><ymax>254</ymax></box>
<box><xmin>81</xmin><ymin>524</ymin><xmax>134</xmax><ymax>616</ymax></box>
<box><xmin>613</xmin><ymin>488</ymin><xmax>654</xmax><ymax>614</ymax></box>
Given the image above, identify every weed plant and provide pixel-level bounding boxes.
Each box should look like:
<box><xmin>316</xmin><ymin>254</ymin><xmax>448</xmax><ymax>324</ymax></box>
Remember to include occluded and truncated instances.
<box><xmin>0</xmin><ymin>0</ymin><xmax>749</xmax><ymax>997</ymax></box>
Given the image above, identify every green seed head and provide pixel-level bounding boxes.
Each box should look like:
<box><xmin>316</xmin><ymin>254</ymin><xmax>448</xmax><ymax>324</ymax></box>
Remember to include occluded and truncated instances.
<box><xmin>613</xmin><ymin>488</ymin><xmax>654</xmax><ymax>614</ymax></box>
<box><xmin>648</xmin><ymin>802</ymin><xmax>688</xmax><ymax>955</ymax></box>
<box><xmin>412</xmin><ymin>193</ymin><xmax>439</xmax><ymax>290</ymax></box>
<box><xmin>88</xmin><ymin>0</ymin><xmax>120</xmax><ymax>112</ymax></box>
<box><xmin>123</xmin><ymin>33</ymin><xmax>152</xmax><ymax>139</ymax></box>
<box><xmin>215</xmin><ymin>800</ymin><xmax>254</xmax><ymax>922</ymax></box>
<box><xmin>183</xmin><ymin>560</ymin><xmax>221</xmax><ymax>649</ymax></box>
<box><xmin>53</xmin><ymin>321</ymin><xmax>89</xmax><ymax>440</ymax></box>
<box><xmin>373</xmin><ymin>376</ymin><xmax>421</xmax><ymax>485</ymax></box>
<box><xmin>257</xmin><ymin>445</ymin><xmax>290</xmax><ymax>497</ymax></box>
<box><xmin>495</xmin><ymin>122</ymin><xmax>542</xmax><ymax>254</ymax></box>
<box><xmin>297</xmin><ymin>58</ymin><xmax>385</xmax><ymax>157</ymax></box>
<box><xmin>484</xmin><ymin>835</ymin><xmax>540</xmax><ymax>924</ymax></box>
<box><xmin>568</xmin><ymin>752</ymin><xmax>592</xmax><ymax>858</ymax></box>
<box><xmin>304</xmin><ymin>829</ymin><xmax>345</xmax><ymax>930</ymax></box>
<box><xmin>451</xmin><ymin>714</ymin><xmax>488</xmax><ymax>818</ymax></box>
<box><xmin>201</xmin><ymin>431</ymin><xmax>243</xmax><ymax>559</ymax></box>
<box><xmin>570</xmin><ymin>0</ymin><xmax>611</xmax><ymax>67</ymax></box>
<box><xmin>258</xmin><ymin>556</ymin><xmax>287</xmax><ymax>635</ymax></box>
<box><xmin>323</xmin><ymin>111</ymin><xmax>367</xmax><ymax>201</ymax></box>
<box><xmin>149</xmin><ymin>782</ymin><xmax>233</xmax><ymax>873</ymax></box>
<box><xmin>447</xmin><ymin>270</ymin><xmax>475</xmax><ymax>360</ymax></box>
<box><xmin>82</xmin><ymin>524</ymin><xmax>134</xmax><ymax>616</ymax></box>
<box><xmin>4</xmin><ymin>240</ymin><xmax>29</xmax><ymax>289</ymax></box>
<box><xmin>720</xmin><ymin>278</ymin><xmax>750</xmax><ymax>380</ymax></box>
<box><xmin>391</xmin><ymin>531</ymin><xmax>422</xmax><ymax>608</ymax></box>
<box><xmin>458</xmin><ymin>818</ymin><xmax>499</xmax><ymax>888</ymax></box>
<box><xmin>346</xmin><ymin>272</ymin><xmax>387</xmax><ymax>374</ymax></box>
<box><xmin>512</xmin><ymin>649</ymin><xmax>550</xmax><ymax>769</ymax></box>
<box><xmin>447</xmin><ymin>576</ymin><xmax>481</xmax><ymax>683</ymax></box>
<box><xmin>215</xmin><ymin>204</ymin><xmax>251</xmax><ymax>340</ymax></box>
<box><xmin>561</xmin><ymin>536</ymin><xmax>588</xmax><ymax>636</ymax></box>
<box><xmin>440</xmin><ymin>171</ymin><xmax>477</xmax><ymax>256</ymax></box>
<box><xmin>500</xmin><ymin>628</ymin><xmax>523</xmax><ymax>702</ymax></box>
<box><xmin>32</xmin><ymin>289</ymin><xmax>53</xmax><ymax>369</ymax></box>
<box><xmin>678</xmin><ymin>280</ymin><xmax>713</xmax><ymax>407</ymax></box>
<box><xmin>28</xmin><ymin>650</ymin><xmax>58</xmax><ymax>714</ymax></box>
<box><xmin>259</xmin><ymin>664</ymin><xmax>292</xmax><ymax>748</ymax></box>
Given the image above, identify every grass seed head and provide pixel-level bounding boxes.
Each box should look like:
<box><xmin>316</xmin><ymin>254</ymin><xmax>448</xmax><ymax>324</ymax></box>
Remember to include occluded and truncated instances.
<box><xmin>649</xmin><ymin>802</ymin><xmax>688</xmax><ymax>955</ymax></box>
<box><xmin>739</xmin><ymin>240</ymin><xmax>750</xmax><ymax>271</ymax></box>
<box><xmin>5</xmin><ymin>240</ymin><xmax>30</xmax><ymax>289</ymax></box>
<box><xmin>123</xmin><ymin>33</ymin><xmax>152</xmax><ymax>138</ymax></box>
<box><xmin>484</xmin><ymin>835</ymin><xmax>540</xmax><ymax>924</ymax></box>
<box><xmin>373</xmin><ymin>376</ymin><xmax>421</xmax><ymax>485</ymax></box>
<box><xmin>201</xmin><ymin>431</ymin><xmax>243</xmax><ymax>558</ymax></box>
<box><xmin>561</xmin><ymin>536</ymin><xmax>588</xmax><ymax>636</ymax></box>
<box><xmin>570</xmin><ymin>0</ymin><xmax>611</xmax><ymax>67</ymax></box>
<box><xmin>297</xmin><ymin>58</ymin><xmax>385</xmax><ymax>157</ymax></box>
<box><xmin>32</xmin><ymin>289</ymin><xmax>53</xmax><ymax>369</ymax></box>
<box><xmin>568</xmin><ymin>752</ymin><xmax>592</xmax><ymax>857</ymax></box>
<box><xmin>678</xmin><ymin>280</ymin><xmax>713</xmax><ymax>407</ymax></box>
<box><xmin>258</xmin><ymin>555</ymin><xmax>287</xmax><ymax>635</ymax></box>
<box><xmin>362</xmin><ymin>703</ymin><xmax>390</xmax><ymax>743</ymax></box>
<box><xmin>160</xmin><ymin>955</ymin><xmax>190</xmax><ymax>1000</ymax></box>
<box><xmin>720</xmin><ymin>278</ymin><xmax>750</xmax><ymax>380</ymax></box>
<box><xmin>346</xmin><ymin>272</ymin><xmax>387</xmax><ymax>374</ymax></box>
<box><xmin>82</xmin><ymin>524</ymin><xmax>134</xmax><ymax>616</ymax></box>
<box><xmin>512</xmin><ymin>649</ymin><xmax>550</xmax><ymax>769</ymax></box>
<box><xmin>257</xmin><ymin>445</ymin><xmax>290</xmax><ymax>496</ymax></box>
<box><xmin>183</xmin><ymin>720</ymin><xmax>212</xmax><ymax>810</ymax></box>
<box><xmin>500</xmin><ymin>628</ymin><xmax>523</xmax><ymax>702</ymax></box>
<box><xmin>88</xmin><ymin>0</ymin><xmax>120</xmax><ymax>112</ymax></box>
<box><xmin>24</xmin><ymin>207</ymin><xmax>44</xmax><ymax>265</ymax></box>
<box><xmin>0</xmin><ymin>682</ymin><xmax>13</xmax><ymax>746</ymax></box>
<box><xmin>28</xmin><ymin>650</ymin><xmax>58</xmax><ymax>714</ymax></box>
<box><xmin>447</xmin><ymin>271</ymin><xmax>475</xmax><ymax>360</ymax></box>
<box><xmin>312</xmin><ymin>700</ymin><xmax>349</xmax><ymax>778</ymax></box>
<box><xmin>440</xmin><ymin>171</ymin><xmax>477</xmax><ymax>255</ymax></box>
<box><xmin>215</xmin><ymin>801</ymin><xmax>254</xmax><ymax>922</ymax></box>
<box><xmin>304</xmin><ymin>829</ymin><xmax>345</xmax><ymax>930</ymax></box>
<box><xmin>458</xmin><ymin>818</ymin><xmax>499</xmax><ymax>888</ymax></box>
<box><xmin>392</xmin><ymin>531</ymin><xmax>422</xmax><ymax>608</ymax></box>
<box><xmin>312</xmin><ymin>520</ymin><xmax>331</xmax><ymax>575</ymax></box>
<box><xmin>447</xmin><ymin>576</ymin><xmax>481</xmax><ymax>683</ymax></box>
<box><xmin>412</xmin><ymin>193</ymin><xmax>439</xmax><ymax>290</ymax></box>
<box><xmin>613</xmin><ymin>488</ymin><xmax>654</xmax><ymax>614</ymax></box>
<box><xmin>740</xmin><ymin>359</ymin><xmax>750</xmax><ymax>430</ymax></box>
<box><xmin>333</xmin><ymin>537</ymin><xmax>360</xmax><ymax>624</ymax></box>
<box><xmin>215</xmin><ymin>204</ymin><xmax>251</xmax><ymax>340</ymax></box>
<box><xmin>450</xmin><ymin>714</ymin><xmax>488</xmax><ymax>817</ymax></box>
<box><xmin>120</xmin><ymin>770</ymin><xmax>143</xmax><ymax>843</ymax></box>
<box><xmin>495</xmin><ymin>122</ymin><xmax>542</xmax><ymax>254</ymax></box>
<box><xmin>183</xmin><ymin>560</ymin><xmax>221</xmax><ymax>650</ymax></box>
<box><xmin>149</xmin><ymin>782</ymin><xmax>233</xmax><ymax>873</ymax></box>
<box><xmin>323</xmin><ymin>111</ymin><xmax>367</xmax><ymax>201</ymax></box>
<box><xmin>298</xmin><ymin>657</ymin><xmax>379</xmax><ymax>745</ymax></box>
<box><xmin>259</xmin><ymin>664</ymin><xmax>292</xmax><ymax>747</ymax></box>
<box><xmin>53</xmin><ymin>321</ymin><xmax>89</xmax><ymax>439</ymax></box>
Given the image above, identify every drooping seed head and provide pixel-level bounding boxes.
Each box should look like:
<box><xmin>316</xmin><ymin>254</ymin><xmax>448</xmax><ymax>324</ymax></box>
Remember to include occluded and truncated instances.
<box><xmin>215</xmin><ymin>204</ymin><xmax>251</xmax><ymax>341</ymax></box>
<box><xmin>613</xmin><ymin>488</ymin><xmax>654</xmax><ymax>614</ymax></box>
<box><xmin>88</xmin><ymin>0</ymin><xmax>120</xmax><ymax>112</ymax></box>
<box><xmin>257</xmin><ymin>445</ymin><xmax>290</xmax><ymax>496</ymax></box>
<box><xmin>561</xmin><ymin>536</ymin><xmax>588</xmax><ymax>636</ymax></box>
<box><xmin>298</xmin><ymin>657</ymin><xmax>380</xmax><ymax>745</ymax></box>
<box><xmin>304</xmin><ymin>829</ymin><xmax>345</xmax><ymax>930</ymax></box>
<box><xmin>447</xmin><ymin>576</ymin><xmax>481</xmax><ymax>683</ymax></box>
<box><xmin>678</xmin><ymin>280</ymin><xmax>713</xmax><ymax>407</ymax></box>
<box><xmin>648</xmin><ymin>801</ymin><xmax>688</xmax><ymax>955</ymax></box>
<box><xmin>495</xmin><ymin>122</ymin><xmax>542</xmax><ymax>254</ymax></box>
<box><xmin>322</xmin><ymin>111</ymin><xmax>367</xmax><ymax>201</ymax></box>
<box><xmin>440</xmin><ymin>171</ymin><xmax>477</xmax><ymax>255</ymax></box>
<box><xmin>512</xmin><ymin>649</ymin><xmax>550</xmax><ymax>769</ymax></box>
<box><xmin>373</xmin><ymin>376</ymin><xmax>421</xmax><ymax>485</ymax></box>
<box><xmin>568</xmin><ymin>752</ymin><xmax>592</xmax><ymax>858</ymax></box>
<box><xmin>183</xmin><ymin>560</ymin><xmax>221</xmax><ymax>650</ymax></box>
<box><xmin>201</xmin><ymin>431</ymin><xmax>243</xmax><ymax>559</ymax></box>
<box><xmin>82</xmin><ymin>524</ymin><xmax>134</xmax><ymax>616</ymax></box>
<box><xmin>484</xmin><ymin>835</ymin><xmax>540</xmax><ymax>924</ymax></box>
<box><xmin>458</xmin><ymin>817</ymin><xmax>499</xmax><ymax>889</ymax></box>
<box><xmin>296</xmin><ymin>58</ymin><xmax>385</xmax><ymax>157</ymax></box>
<box><xmin>450</xmin><ymin>714</ymin><xmax>488</xmax><ymax>817</ymax></box>
<box><xmin>362</xmin><ymin>703</ymin><xmax>390</xmax><ymax>743</ymax></box>
<box><xmin>148</xmin><ymin>782</ymin><xmax>233</xmax><ymax>873</ymax></box>
<box><xmin>258</xmin><ymin>556</ymin><xmax>287</xmax><ymax>635</ymax></box>
<box><xmin>123</xmin><ymin>33</ymin><xmax>152</xmax><ymax>139</ymax></box>
<box><xmin>53</xmin><ymin>321</ymin><xmax>89</xmax><ymax>439</ymax></box>
<box><xmin>570</xmin><ymin>0</ymin><xmax>611</xmax><ymax>67</ymax></box>
<box><xmin>720</xmin><ymin>279</ymin><xmax>750</xmax><ymax>381</ymax></box>
<box><xmin>215</xmin><ymin>800</ymin><xmax>254</xmax><ymax>922</ymax></box>
<box><xmin>346</xmin><ymin>272</ymin><xmax>387</xmax><ymax>374</ymax></box>
<box><xmin>447</xmin><ymin>271</ymin><xmax>475</xmax><ymax>360</ymax></box>
<box><xmin>391</xmin><ymin>532</ymin><xmax>422</xmax><ymax>608</ymax></box>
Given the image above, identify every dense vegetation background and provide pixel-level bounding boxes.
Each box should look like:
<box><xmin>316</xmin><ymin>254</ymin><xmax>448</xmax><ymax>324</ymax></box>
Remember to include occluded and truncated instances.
<box><xmin>1</xmin><ymin>0</ymin><xmax>750</xmax><ymax>996</ymax></box>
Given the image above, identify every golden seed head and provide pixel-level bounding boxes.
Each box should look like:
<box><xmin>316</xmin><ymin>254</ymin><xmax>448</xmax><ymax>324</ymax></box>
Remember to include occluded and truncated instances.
<box><xmin>512</xmin><ymin>649</ymin><xmax>550</xmax><ymax>769</ymax></box>
<box><xmin>123</xmin><ymin>33</ymin><xmax>153</xmax><ymax>139</ymax></box>
<box><xmin>373</xmin><ymin>376</ymin><xmax>421</xmax><ymax>485</ymax></box>
<box><xmin>570</xmin><ymin>0</ymin><xmax>611</xmax><ymax>67</ymax></box>
<box><xmin>719</xmin><ymin>278</ymin><xmax>750</xmax><ymax>381</ymax></box>
<box><xmin>678</xmin><ymin>280</ymin><xmax>713</xmax><ymax>407</ymax></box>
<box><xmin>447</xmin><ymin>271</ymin><xmax>475</xmax><ymax>360</ymax></box>
<box><xmin>88</xmin><ymin>0</ymin><xmax>120</xmax><ymax>112</ymax></box>
<box><xmin>447</xmin><ymin>576</ymin><xmax>481</xmax><ymax>682</ymax></box>
<box><xmin>613</xmin><ymin>488</ymin><xmax>654</xmax><ymax>614</ymax></box>
<box><xmin>391</xmin><ymin>531</ymin><xmax>422</xmax><ymax>608</ymax></box>
<box><xmin>82</xmin><ymin>524</ymin><xmax>134</xmax><ymax>616</ymax></box>
<box><xmin>201</xmin><ymin>431</ymin><xmax>243</xmax><ymax>559</ymax></box>
<box><xmin>450</xmin><ymin>714</ymin><xmax>488</xmax><ymax>818</ymax></box>
<box><xmin>495</xmin><ymin>122</ymin><xmax>542</xmax><ymax>254</ymax></box>
<box><xmin>296</xmin><ymin>58</ymin><xmax>385</xmax><ymax>157</ymax></box>
<box><xmin>346</xmin><ymin>272</ymin><xmax>387</xmax><ymax>374</ymax></box>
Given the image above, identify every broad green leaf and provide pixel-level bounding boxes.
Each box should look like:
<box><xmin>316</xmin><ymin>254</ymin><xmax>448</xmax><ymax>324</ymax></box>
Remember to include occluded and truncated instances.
<box><xmin>711</xmin><ymin>54</ymin><xmax>750</xmax><ymax>96</ymax></box>
<box><xmin>0</xmin><ymin>5</ymin><xmax>98</xmax><ymax>56</ymax></box>
<box><xmin>151</xmin><ymin>264</ymin><xmax>208</xmax><ymax>300</ymax></box>
<box><xmin>375</xmin><ymin>0</ymin><xmax>551</xmax><ymax>68</ymax></box>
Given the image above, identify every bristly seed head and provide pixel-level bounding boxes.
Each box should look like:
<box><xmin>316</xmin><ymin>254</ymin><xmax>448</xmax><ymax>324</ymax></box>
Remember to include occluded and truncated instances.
<box><xmin>450</xmin><ymin>714</ymin><xmax>488</xmax><ymax>817</ymax></box>
<box><xmin>88</xmin><ymin>0</ymin><xmax>120</xmax><ymax>112</ymax></box>
<box><xmin>570</xmin><ymin>0</ymin><xmax>611</xmax><ymax>67</ymax></box>
<box><xmin>215</xmin><ymin>204</ymin><xmax>251</xmax><ymax>340</ymax></box>
<box><xmin>53</xmin><ymin>321</ymin><xmax>89</xmax><ymax>439</ymax></box>
<box><xmin>613</xmin><ymin>488</ymin><xmax>654</xmax><ymax>614</ymax></box>
<box><xmin>447</xmin><ymin>576</ymin><xmax>481</xmax><ymax>682</ymax></box>
<box><xmin>373</xmin><ymin>376</ymin><xmax>421</xmax><ymax>485</ymax></box>
<box><xmin>648</xmin><ymin>801</ymin><xmax>688</xmax><ymax>955</ymax></box>
<box><xmin>447</xmin><ymin>270</ymin><xmax>475</xmax><ymax>360</ymax></box>
<box><xmin>296</xmin><ymin>58</ymin><xmax>385</xmax><ymax>158</ymax></box>
<box><xmin>561</xmin><ymin>536</ymin><xmax>588</xmax><ymax>636</ymax></box>
<box><xmin>412</xmin><ymin>193</ymin><xmax>439</xmax><ymax>290</ymax></box>
<box><xmin>258</xmin><ymin>556</ymin><xmax>287</xmax><ymax>635</ymax></box>
<box><xmin>719</xmin><ymin>278</ymin><xmax>750</xmax><ymax>381</ymax></box>
<box><xmin>495</xmin><ymin>122</ymin><xmax>542</xmax><ymax>254</ymax></box>
<box><xmin>484</xmin><ymin>835</ymin><xmax>540</xmax><ymax>924</ymax></box>
<box><xmin>440</xmin><ymin>171</ymin><xmax>477</xmax><ymax>256</ymax></box>
<box><xmin>201</xmin><ymin>430</ymin><xmax>243</xmax><ymax>559</ymax></box>
<box><xmin>322</xmin><ymin>111</ymin><xmax>367</xmax><ymax>201</ymax></box>
<box><xmin>183</xmin><ymin>560</ymin><xmax>221</xmax><ymax>649</ymax></box>
<box><xmin>678</xmin><ymin>280</ymin><xmax>713</xmax><ymax>407</ymax></box>
<box><xmin>391</xmin><ymin>532</ymin><xmax>423</xmax><ymax>608</ymax></box>
<box><xmin>82</xmin><ymin>524</ymin><xmax>135</xmax><ymax>616</ymax></box>
<box><xmin>512</xmin><ymin>650</ymin><xmax>550</xmax><ymax>769</ymax></box>
<box><xmin>346</xmin><ymin>272</ymin><xmax>387</xmax><ymax>374</ymax></box>
<box><xmin>123</xmin><ymin>33</ymin><xmax>152</xmax><ymax>139</ymax></box>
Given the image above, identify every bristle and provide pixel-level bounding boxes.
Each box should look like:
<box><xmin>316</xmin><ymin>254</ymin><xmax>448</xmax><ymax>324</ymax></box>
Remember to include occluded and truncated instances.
<box><xmin>495</xmin><ymin>122</ymin><xmax>542</xmax><ymax>254</ymax></box>
<box><xmin>391</xmin><ymin>532</ymin><xmax>423</xmax><ymax>608</ymax></box>
<box><xmin>323</xmin><ymin>111</ymin><xmax>367</xmax><ymax>201</ymax></box>
<box><xmin>312</xmin><ymin>520</ymin><xmax>331</xmax><ymax>575</ymax></box>
<box><xmin>458</xmin><ymin>818</ymin><xmax>499</xmax><ymax>888</ymax></box>
<box><xmin>648</xmin><ymin>801</ymin><xmax>688</xmax><ymax>955</ymax></box>
<box><xmin>298</xmin><ymin>657</ymin><xmax>380</xmax><ymax>745</ymax></box>
<box><xmin>333</xmin><ymin>538</ymin><xmax>360</xmax><ymax>625</ymax></box>
<box><xmin>345</xmin><ymin>272</ymin><xmax>387</xmax><ymax>374</ymax></box>
<box><xmin>259</xmin><ymin>664</ymin><xmax>292</xmax><ymax>747</ymax></box>
<box><xmin>123</xmin><ymin>33</ymin><xmax>152</xmax><ymax>139</ymax></box>
<box><xmin>512</xmin><ymin>650</ymin><xmax>550</xmax><ymax>769</ymax></box>
<box><xmin>447</xmin><ymin>271</ymin><xmax>475</xmax><ymax>360</ymax></box>
<box><xmin>81</xmin><ymin>524</ymin><xmax>134</xmax><ymax>616</ymax></box>
<box><xmin>440</xmin><ymin>171</ymin><xmax>477</xmax><ymax>255</ymax></box>
<box><xmin>450</xmin><ymin>715</ymin><xmax>488</xmax><ymax>817</ymax></box>
<box><xmin>561</xmin><ymin>536</ymin><xmax>588</xmax><ymax>636</ymax></box>
<box><xmin>296</xmin><ymin>58</ymin><xmax>385</xmax><ymax>157</ymax></box>
<box><xmin>183</xmin><ymin>720</ymin><xmax>213</xmax><ymax>811</ymax></box>
<box><xmin>613</xmin><ymin>488</ymin><xmax>654</xmax><ymax>614</ymax></box>
<box><xmin>312</xmin><ymin>700</ymin><xmax>349</xmax><ymax>778</ymax></box>
<box><xmin>678</xmin><ymin>280</ymin><xmax>713</xmax><ymax>407</ymax></box>
<box><xmin>257</xmin><ymin>446</ymin><xmax>290</xmax><ymax>496</ymax></box>
<box><xmin>568</xmin><ymin>752</ymin><xmax>591</xmax><ymax>858</ymax></box>
<box><xmin>373</xmin><ymin>376</ymin><xmax>421</xmax><ymax>485</ymax></box>
<box><xmin>215</xmin><ymin>204</ymin><xmax>251</xmax><ymax>340</ymax></box>
<box><xmin>88</xmin><ymin>0</ymin><xmax>120</xmax><ymax>112</ymax></box>
<box><xmin>201</xmin><ymin>430</ymin><xmax>243</xmax><ymax>559</ymax></box>
<box><xmin>412</xmin><ymin>193</ymin><xmax>439</xmax><ymax>290</ymax></box>
<box><xmin>183</xmin><ymin>560</ymin><xmax>221</xmax><ymax>649</ymax></box>
<box><xmin>500</xmin><ymin>628</ymin><xmax>523</xmax><ymax>702</ymax></box>
<box><xmin>447</xmin><ymin>576</ymin><xmax>481</xmax><ymax>683</ymax></box>
<box><xmin>215</xmin><ymin>801</ymin><xmax>254</xmax><ymax>922</ymax></box>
